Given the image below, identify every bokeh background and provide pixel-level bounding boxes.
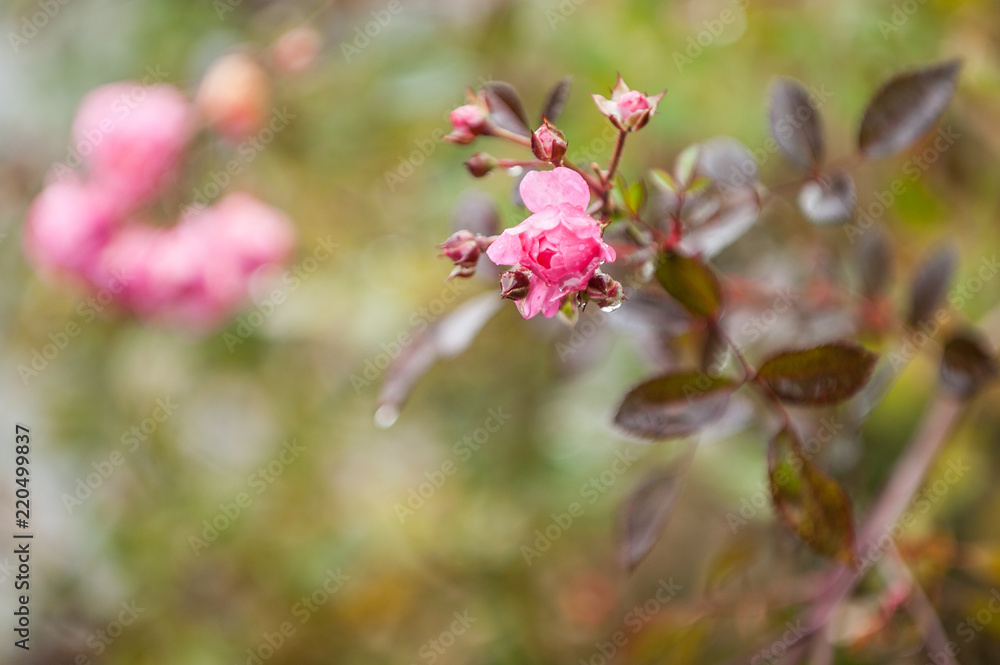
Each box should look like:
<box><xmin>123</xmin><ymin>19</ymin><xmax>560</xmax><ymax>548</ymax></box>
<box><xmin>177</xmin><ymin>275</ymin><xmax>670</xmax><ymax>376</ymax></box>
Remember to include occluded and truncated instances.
<box><xmin>2</xmin><ymin>0</ymin><xmax>1000</xmax><ymax>663</ymax></box>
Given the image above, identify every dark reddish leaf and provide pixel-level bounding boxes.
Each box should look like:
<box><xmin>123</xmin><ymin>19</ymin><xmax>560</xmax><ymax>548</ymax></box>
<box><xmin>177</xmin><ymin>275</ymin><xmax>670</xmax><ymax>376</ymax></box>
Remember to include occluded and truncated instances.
<box><xmin>797</xmin><ymin>171</ymin><xmax>856</xmax><ymax>225</ymax></box>
<box><xmin>698</xmin><ymin>137</ymin><xmax>759</xmax><ymax>190</ymax></box>
<box><xmin>858</xmin><ymin>230</ymin><xmax>894</xmax><ymax>297</ymax></box>
<box><xmin>940</xmin><ymin>331</ymin><xmax>998</xmax><ymax>399</ymax></box>
<box><xmin>769</xmin><ymin>428</ymin><xmax>855</xmax><ymax>564</ymax></box>
<box><xmin>907</xmin><ymin>245</ymin><xmax>957</xmax><ymax>328</ymax></box>
<box><xmin>483</xmin><ymin>80</ymin><xmax>530</xmax><ymax>136</ymax></box>
<box><xmin>769</xmin><ymin>78</ymin><xmax>825</xmax><ymax>170</ymax></box>
<box><xmin>679</xmin><ymin>191</ymin><xmax>761</xmax><ymax>259</ymax></box>
<box><xmin>701</xmin><ymin>320</ymin><xmax>728</xmax><ymax>374</ymax></box>
<box><xmin>541</xmin><ymin>76</ymin><xmax>572</xmax><ymax>123</ymax></box>
<box><xmin>451</xmin><ymin>191</ymin><xmax>500</xmax><ymax>237</ymax></box>
<box><xmin>859</xmin><ymin>60</ymin><xmax>962</xmax><ymax>160</ymax></box>
<box><xmin>756</xmin><ymin>342</ymin><xmax>878</xmax><ymax>405</ymax></box>
<box><xmin>375</xmin><ymin>294</ymin><xmax>502</xmax><ymax>428</ymax></box>
<box><xmin>617</xmin><ymin>465</ymin><xmax>689</xmax><ymax>572</ymax></box>
<box><xmin>655</xmin><ymin>251</ymin><xmax>723</xmax><ymax>319</ymax></box>
<box><xmin>614</xmin><ymin>372</ymin><xmax>738</xmax><ymax>440</ymax></box>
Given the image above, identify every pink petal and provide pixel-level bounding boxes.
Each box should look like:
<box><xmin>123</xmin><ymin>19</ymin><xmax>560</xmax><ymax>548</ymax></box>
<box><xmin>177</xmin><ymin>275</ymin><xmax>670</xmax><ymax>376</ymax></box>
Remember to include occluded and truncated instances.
<box><xmin>610</xmin><ymin>74</ymin><xmax>631</xmax><ymax>101</ymax></box>
<box><xmin>484</xmin><ymin>227</ymin><xmax>525</xmax><ymax>266</ymax></box>
<box><xmin>516</xmin><ymin>275</ymin><xmax>563</xmax><ymax>320</ymax></box>
<box><xmin>519</xmin><ymin>167</ymin><xmax>591</xmax><ymax>213</ymax></box>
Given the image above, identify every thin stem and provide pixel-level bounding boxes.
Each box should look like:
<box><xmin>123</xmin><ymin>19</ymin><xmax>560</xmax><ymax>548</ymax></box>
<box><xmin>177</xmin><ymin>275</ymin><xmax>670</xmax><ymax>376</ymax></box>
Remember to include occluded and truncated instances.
<box><xmin>804</xmin><ymin>395</ymin><xmax>964</xmax><ymax>633</ymax></box>
<box><xmin>606</xmin><ymin>129</ymin><xmax>628</xmax><ymax>185</ymax></box>
<box><xmin>600</xmin><ymin>130</ymin><xmax>628</xmax><ymax>215</ymax></box>
<box><xmin>496</xmin><ymin>159</ymin><xmax>547</xmax><ymax>169</ymax></box>
<box><xmin>716</xmin><ymin>326</ymin><xmax>794</xmax><ymax>431</ymax></box>
<box><xmin>885</xmin><ymin>543</ymin><xmax>958</xmax><ymax>665</ymax></box>
<box><xmin>487</xmin><ymin>125</ymin><xmax>531</xmax><ymax>147</ymax></box>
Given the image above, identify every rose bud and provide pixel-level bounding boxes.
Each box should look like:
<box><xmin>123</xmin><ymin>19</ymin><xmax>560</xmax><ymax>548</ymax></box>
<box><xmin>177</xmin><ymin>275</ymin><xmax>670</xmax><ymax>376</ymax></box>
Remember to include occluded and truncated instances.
<box><xmin>586</xmin><ymin>272</ymin><xmax>625</xmax><ymax>311</ymax></box>
<box><xmin>465</xmin><ymin>152</ymin><xmax>497</xmax><ymax>178</ymax></box>
<box><xmin>196</xmin><ymin>52</ymin><xmax>271</xmax><ymax>142</ymax></box>
<box><xmin>445</xmin><ymin>91</ymin><xmax>489</xmax><ymax>144</ymax></box>
<box><xmin>531</xmin><ymin>118</ymin><xmax>568</xmax><ymax>163</ymax></box>
<box><xmin>499</xmin><ymin>268</ymin><xmax>531</xmax><ymax>301</ymax></box>
<box><xmin>592</xmin><ymin>75</ymin><xmax>665</xmax><ymax>132</ymax></box>
<box><xmin>271</xmin><ymin>26</ymin><xmax>322</xmax><ymax>76</ymax></box>
<box><xmin>438</xmin><ymin>230</ymin><xmax>480</xmax><ymax>279</ymax></box>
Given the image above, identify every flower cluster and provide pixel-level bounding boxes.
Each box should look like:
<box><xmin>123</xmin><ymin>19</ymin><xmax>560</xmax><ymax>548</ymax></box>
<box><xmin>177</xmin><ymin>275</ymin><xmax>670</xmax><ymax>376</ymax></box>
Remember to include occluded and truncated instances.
<box><xmin>25</xmin><ymin>78</ymin><xmax>295</xmax><ymax>330</ymax></box>
<box><xmin>440</xmin><ymin>76</ymin><xmax>664</xmax><ymax>319</ymax></box>
<box><xmin>487</xmin><ymin>168</ymin><xmax>616</xmax><ymax>318</ymax></box>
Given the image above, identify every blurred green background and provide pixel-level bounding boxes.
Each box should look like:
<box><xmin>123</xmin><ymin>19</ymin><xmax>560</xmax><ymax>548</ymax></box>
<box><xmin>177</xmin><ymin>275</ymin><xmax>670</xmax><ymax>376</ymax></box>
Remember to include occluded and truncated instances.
<box><xmin>2</xmin><ymin>0</ymin><xmax>1000</xmax><ymax>663</ymax></box>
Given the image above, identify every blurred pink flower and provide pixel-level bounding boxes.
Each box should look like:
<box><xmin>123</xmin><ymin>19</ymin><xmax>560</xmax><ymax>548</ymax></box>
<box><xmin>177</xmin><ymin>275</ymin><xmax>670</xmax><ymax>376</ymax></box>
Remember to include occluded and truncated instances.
<box><xmin>72</xmin><ymin>82</ymin><xmax>193</xmax><ymax>208</ymax></box>
<box><xmin>98</xmin><ymin>193</ymin><xmax>295</xmax><ymax>331</ymax></box>
<box><xmin>592</xmin><ymin>75</ymin><xmax>665</xmax><ymax>132</ymax></box>
<box><xmin>209</xmin><ymin>193</ymin><xmax>296</xmax><ymax>276</ymax></box>
<box><xmin>27</xmin><ymin>79</ymin><xmax>297</xmax><ymax>334</ymax></box>
<box><xmin>486</xmin><ymin>167</ymin><xmax>615</xmax><ymax>319</ymax></box>
<box><xmin>23</xmin><ymin>178</ymin><xmax>119</xmax><ymax>283</ymax></box>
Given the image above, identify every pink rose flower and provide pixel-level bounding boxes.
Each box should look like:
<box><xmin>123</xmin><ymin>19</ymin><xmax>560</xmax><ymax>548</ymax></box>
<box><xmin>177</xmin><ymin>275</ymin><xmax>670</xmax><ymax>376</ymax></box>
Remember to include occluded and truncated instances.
<box><xmin>72</xmin><ymin>82</ymin><xmax>194</xmax><ymax>209</ymax></box>
<box><xmin>446</xmin><ymin>104</ymin><xmax>489</xmax><ymax>144</ymax></box>
<box><xmin>23</xmin><ymin>178</ymin><xmax>120</xmax><ymax>283</ymax></box>
<box><xmin>592</xmin><ymin>75</ymin><xmax>665</xmax><ymax>132</ymax></box>
<box><xmin>486</xmin><ymin>167</ymin><xmax>615</xmax><ymax>319</ymax></box>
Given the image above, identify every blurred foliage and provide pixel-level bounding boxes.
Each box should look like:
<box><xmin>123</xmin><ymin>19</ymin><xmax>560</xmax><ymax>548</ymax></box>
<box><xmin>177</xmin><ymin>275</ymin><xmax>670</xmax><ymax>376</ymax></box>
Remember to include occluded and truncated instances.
<box><xmin>1</xmin><ymin>0</ymin><xmax>1000</xmax><ymax>663</ymax></box>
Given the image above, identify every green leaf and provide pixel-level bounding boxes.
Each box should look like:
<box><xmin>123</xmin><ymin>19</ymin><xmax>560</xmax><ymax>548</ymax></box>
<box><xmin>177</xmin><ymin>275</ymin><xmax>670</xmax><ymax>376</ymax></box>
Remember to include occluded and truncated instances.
<box><xmin>769</xmin><ymin>427</ymin><xmax>855</xmax><ymax>564</ymax></box>
<box><xmin>675</xmin><ymin>144</ymin><xmax>700</xmax><ymax>188</ymax></box>
<box><xmin>650</xmin><ymin>168</ymin><xmax>679</xmax><ymax>195</ymax></box>
<box><xmin>625</xmin><ymin>180</ymin><xmax>646</xmax><ymax>215</ymax></box>
<box><xmin>614</xmin><ymin>372</ymin><xmax>738</xmax><ymax>440</ymax></box>
<box><xmin>940</xmin><ymin>331</ymin><xmax>998</xmax><ymax>400</ymax></box>
<box><xmin>617</xmin><ymin>465</ymin><xmax>688</xmax><ymax>572</ymax></box>
<box><xmin>756</xmin><ymin>342</ymin><xmax>877</xmax><ymax>405</ymax></box>
<box><xmin>655</xmin><ymin>251</ymin><xmax>722</xmax><ymax>319</ymax></box>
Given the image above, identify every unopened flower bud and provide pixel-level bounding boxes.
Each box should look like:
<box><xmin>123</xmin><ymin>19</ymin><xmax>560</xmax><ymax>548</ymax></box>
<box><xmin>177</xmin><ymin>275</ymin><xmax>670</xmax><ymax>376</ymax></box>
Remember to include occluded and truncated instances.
<box><xmin>271</xmin><ymin>26</ymin><xmax>322</xmax><ymax>76</ymax></box>
<box><xmin>592</xmin><ymin>75</ymin><xmax>665</xmax><ymax>132</ymax></box>
<box><xmin>197</xmin><ymin>52</ymin><xmax>271</xmax><ymax>141</ymax></box>
<box><xmin>586</xmin><ymin>272</ymin><xmax>625</xmax><ymax>311</ymax></box>
<box><xmin>438</xmin><ymin>230</ymin><xmax>480</xmax><ymax>275</ymax></box>
<box><xmin>531</xmin><ymin>119</ymin><xmax>567</xmax><ymax>163</ymax></box>
<box><xmin>446</xmin><ymin>98</ymin><xmax>489</xmax><ymax>144</ymax></box>
<box><xmin>499</xmin><ymin>268</ymin><xmax>531</xmax><ymax>301</ymax></box>
<box><xmin>465</xmin><ymin>153</ymin><xmax>497</xmax><ymax>178</ymax></box>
